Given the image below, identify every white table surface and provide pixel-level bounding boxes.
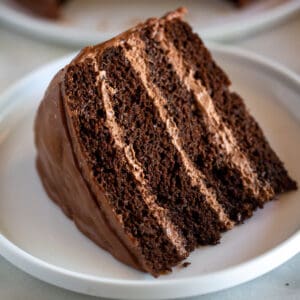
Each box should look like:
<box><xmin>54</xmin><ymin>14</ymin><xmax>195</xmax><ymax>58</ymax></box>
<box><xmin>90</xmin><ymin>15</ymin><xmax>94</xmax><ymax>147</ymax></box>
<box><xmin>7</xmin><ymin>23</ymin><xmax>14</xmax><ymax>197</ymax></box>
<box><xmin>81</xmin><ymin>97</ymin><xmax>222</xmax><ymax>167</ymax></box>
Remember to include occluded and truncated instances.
<box><xmin>0</xmin><ymin>10</ymin><xmax>300</xmax><ymax>300</ymax></box>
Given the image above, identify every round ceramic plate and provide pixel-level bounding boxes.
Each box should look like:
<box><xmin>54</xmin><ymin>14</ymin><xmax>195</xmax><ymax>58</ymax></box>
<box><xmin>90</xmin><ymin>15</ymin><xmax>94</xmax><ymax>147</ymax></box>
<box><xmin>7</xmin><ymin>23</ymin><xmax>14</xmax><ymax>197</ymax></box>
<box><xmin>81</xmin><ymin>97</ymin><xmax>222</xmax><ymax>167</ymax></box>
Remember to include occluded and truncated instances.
<box><xmin>0</xmin><ymin>0</ymin><xmax>299</xmax><ymax>46</ymax></box>
<box><xmin>0</xmin><ymin>45</ymin><xmax>300</xmax><ymax>299</ymax></box>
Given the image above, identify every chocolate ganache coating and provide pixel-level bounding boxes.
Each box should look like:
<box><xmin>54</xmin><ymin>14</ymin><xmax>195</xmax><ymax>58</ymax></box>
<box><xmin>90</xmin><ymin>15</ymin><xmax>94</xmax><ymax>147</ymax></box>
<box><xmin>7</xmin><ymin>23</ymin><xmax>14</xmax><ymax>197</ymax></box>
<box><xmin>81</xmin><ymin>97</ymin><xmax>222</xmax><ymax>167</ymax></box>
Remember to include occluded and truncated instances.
<box><xmin>35</xmin><ymin>68</ymin><xmax>146</xmax><ymax>272</ymax></box>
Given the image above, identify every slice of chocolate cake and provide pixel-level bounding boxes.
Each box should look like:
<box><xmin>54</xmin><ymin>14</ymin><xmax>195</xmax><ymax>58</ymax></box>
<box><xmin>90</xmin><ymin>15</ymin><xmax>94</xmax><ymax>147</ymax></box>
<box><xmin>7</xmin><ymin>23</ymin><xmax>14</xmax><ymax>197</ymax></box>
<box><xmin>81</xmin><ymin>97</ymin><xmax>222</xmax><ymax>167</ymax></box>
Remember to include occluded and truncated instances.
<box><xmin>34</xmin><ymin>8</ymin><xmax>297</xmax><ymax>276</ymax></box>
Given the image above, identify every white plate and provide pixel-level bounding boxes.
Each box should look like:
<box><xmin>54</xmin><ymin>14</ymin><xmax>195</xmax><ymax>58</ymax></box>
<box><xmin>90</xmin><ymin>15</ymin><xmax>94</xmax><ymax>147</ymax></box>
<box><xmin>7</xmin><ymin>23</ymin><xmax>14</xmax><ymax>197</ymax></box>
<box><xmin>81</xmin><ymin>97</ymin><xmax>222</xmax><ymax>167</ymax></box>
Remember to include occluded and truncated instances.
<box><xmin>0</xmin><ymin>45</ymin><xmax>300</xmax><ymax>299</ymax></box>
<box><xmin>0</xmin><ymin>0</ymin><xmax>299</xmax><ymax>46</ymax></box>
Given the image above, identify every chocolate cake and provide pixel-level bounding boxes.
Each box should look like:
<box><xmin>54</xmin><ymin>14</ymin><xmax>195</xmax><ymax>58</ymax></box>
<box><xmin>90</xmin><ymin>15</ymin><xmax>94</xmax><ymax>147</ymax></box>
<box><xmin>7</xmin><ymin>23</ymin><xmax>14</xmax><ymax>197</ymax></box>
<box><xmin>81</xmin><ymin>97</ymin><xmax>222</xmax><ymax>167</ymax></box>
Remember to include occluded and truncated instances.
<box><xmin>14</xmin><ymin>0</ymin><xmax>65</xmax><ymax>19</ymax></box>
<box><xmin>35</xmin><ymin>8</ymin><xmax>297</xmax><ymax>276</ymax></box>
<box><xmin>14</xmin><ymin>0</ymin><xmax>254</xmax><ymax>20</ymax></box>
<box><xmin>232</xmin><ymin>0</ymin><xmax>254</xmax><ymax>6</ymax></box>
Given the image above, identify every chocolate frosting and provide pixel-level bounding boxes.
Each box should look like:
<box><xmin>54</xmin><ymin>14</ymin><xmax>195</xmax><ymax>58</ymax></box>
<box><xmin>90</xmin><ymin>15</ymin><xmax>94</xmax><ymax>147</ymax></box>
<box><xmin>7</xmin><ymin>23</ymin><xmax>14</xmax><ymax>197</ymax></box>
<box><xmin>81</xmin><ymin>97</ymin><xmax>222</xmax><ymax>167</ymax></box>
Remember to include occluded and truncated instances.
<box><xmin>35</xmin><ymin>69</ymin><xmax>146</xmax><ymax>272</ymax></box>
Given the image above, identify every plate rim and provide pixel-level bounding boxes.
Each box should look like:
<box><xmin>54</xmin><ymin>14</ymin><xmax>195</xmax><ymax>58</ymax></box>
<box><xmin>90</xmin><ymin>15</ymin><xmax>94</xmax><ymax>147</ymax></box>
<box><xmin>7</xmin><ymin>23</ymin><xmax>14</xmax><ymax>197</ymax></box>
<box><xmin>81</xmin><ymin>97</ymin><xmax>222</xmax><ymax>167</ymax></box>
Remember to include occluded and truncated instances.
<box><xmin>0</xmin><ymin>44</ymin><xmax>299</xmax><ymax>299</ymax></box>
<box><xmin>0</xmin><ymin>1</ymin><xmax>299</xmax><ymax>46</ymax></box>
